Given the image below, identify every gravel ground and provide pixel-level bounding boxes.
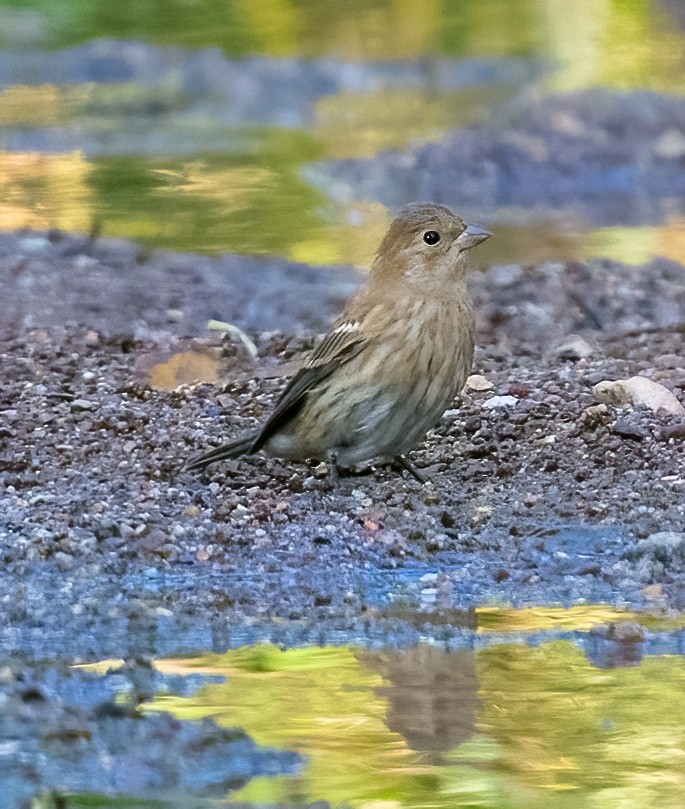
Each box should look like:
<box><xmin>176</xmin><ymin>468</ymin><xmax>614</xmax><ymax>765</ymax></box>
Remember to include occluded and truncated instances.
<box><xmin>1</xmin><ymin>229</ymin><xmax>684</xmax><ymax>671</ymax></box>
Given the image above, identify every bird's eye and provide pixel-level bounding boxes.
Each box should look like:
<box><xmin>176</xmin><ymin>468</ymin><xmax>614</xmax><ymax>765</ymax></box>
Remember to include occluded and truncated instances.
<box><xmin>423</xmin><ymin>230</ymin><xmax>441</xmax><ymax>245</ymax></box>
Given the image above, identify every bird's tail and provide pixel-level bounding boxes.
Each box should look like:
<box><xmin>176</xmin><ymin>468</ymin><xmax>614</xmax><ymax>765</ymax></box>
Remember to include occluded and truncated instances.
<box><xmin>185</xmin><ymin>430</ymin><xmax>259</xmax><ymax>472</ymax></box>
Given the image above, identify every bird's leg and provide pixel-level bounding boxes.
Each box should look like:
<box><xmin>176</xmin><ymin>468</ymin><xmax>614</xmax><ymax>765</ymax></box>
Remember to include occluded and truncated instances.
<box><xmin>392</xmin><ymin>455</ymin><xmax>427</xmax><ymax>484</ymax></box>
<box><xmin>325</xmin><ymin>451</ymin><xmax>340</xmax><ymax>488</ymax></box>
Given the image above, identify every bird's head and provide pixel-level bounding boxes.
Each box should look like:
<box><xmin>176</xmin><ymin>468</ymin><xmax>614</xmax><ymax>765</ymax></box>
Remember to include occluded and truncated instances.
<box><xmin>372</xmin><ymin>203</ymin><xmax>491</xmax><ymax>289</ymax></box>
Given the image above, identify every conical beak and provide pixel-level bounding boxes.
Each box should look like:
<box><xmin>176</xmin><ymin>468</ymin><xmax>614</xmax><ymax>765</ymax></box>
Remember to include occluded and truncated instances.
<box><xmin>458</xmin><ymin>223</ymin><xmax>492</xmax><ymax>251</ymax></box>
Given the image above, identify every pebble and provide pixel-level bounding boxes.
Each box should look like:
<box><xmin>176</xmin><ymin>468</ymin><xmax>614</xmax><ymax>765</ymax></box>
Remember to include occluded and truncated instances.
<box><xmin>482</xmin><ymin>395</ymin><xmax>518</xmax><ymax>409</ymax></box>
<box><xmin>660</xmin><ymin>423</ymin><xmax>685</xmax><ymax>441</ymax></box>
<box><xmin>70</xmin><ymin>398</ymin><xmax>96</xmax><ymax>412</ymax></box>
<box><xmin>611</xmin><ymin>418</ymin><xmax>647</xmax><ymax>440</ymax></box>
<box><xmin>554</xmin><ymin>335</ymin><xmax>594</xmax><ymax>360</ymax></box>
<box><xmin>464</xmin><ymin>374</ymin><xmax>494</xmax><ymax>391</ymax></box>
<box><xmin>592</xmin><ymin>376</ymin><xmax>685</xmax><ymax>417</ymax></box>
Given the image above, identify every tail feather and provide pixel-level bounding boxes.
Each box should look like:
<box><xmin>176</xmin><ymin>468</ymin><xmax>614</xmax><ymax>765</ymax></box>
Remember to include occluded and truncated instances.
<box><xmin>185</xmin><ymin>430</ymin><xmax>259</xmax><ymax>472</ymax></box>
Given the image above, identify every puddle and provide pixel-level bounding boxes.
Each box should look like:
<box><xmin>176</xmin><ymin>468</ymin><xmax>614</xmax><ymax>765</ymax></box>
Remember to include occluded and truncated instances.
<box><xmin>19</xmin><ymin>608</ymin><xmax>681</xmax><ymax>808</ymax></box>
<box><xmin>1</xmin><ymin>2</ymin><xmax>684</xmax><ymax>265</ymax></box>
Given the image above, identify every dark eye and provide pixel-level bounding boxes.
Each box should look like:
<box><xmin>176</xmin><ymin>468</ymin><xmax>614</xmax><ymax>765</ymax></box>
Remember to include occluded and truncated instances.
<box><xmin>423</xmin><ymin>230</ymin><xmax>441</xmax><ymax>245</ymax></box>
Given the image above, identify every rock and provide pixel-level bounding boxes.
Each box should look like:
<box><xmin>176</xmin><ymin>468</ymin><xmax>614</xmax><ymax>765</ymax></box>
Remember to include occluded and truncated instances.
<box><xmin>592</xmin><ymin>376</ymin><xmax>685</xmax><ymax>417</ymax></box>
<box><xmin>70</xmin><ymin>398</ymin><xmax>96</xmax><ymax>412</ymax></box>
<box><xmin>464</xmin><ymin>374</ymin><xmax>494</xmax><ymax>392</ymax></box>
<box><xmin>581</xmin><ymin>403</ymin><xmax>612</xmax><ymax>429</ymax></box>
<box><xmin>631</xmin><ymin>532</ymin><xmax>685</xmax><ymax>581</ymax></box>
<box><xmin>660</xmin><ymin>423</ymin><xmax>685</xmax><ymax>441</ymax></box>
<box><xmin>482</xmin><ymin>395</ymin><xmax>518</xmax><ymax>409</ymax></box>
<box><xmin>611</xmin><ymin>418</ymin><xmax>647</xmax><ymax>440</ymax></box>
<box><xmin>554</xmin><ymin>335</ymin><xmax>594</xmax><ymax>360</ymax></box>
<box><xmin>652</xmin><ymin>127</ymin><xmax>685</xmax><ymax>159</ymax></box>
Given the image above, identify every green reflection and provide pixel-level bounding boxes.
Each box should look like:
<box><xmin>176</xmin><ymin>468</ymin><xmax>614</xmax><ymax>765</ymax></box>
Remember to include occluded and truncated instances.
<box><xmin>1</xmin><ymin>0</ymin><xmax>685</xmax><ymax>261</ymax></box>
<box><xmin>147</xmin><ymin>631</ymin><xmax>685</xmax><ymax>808</ymax></box>
<box><xmin>86</xmin><ymin>129</ymin><xmax>327</xmax><ymax>256</ymax></box>
<box><xmin>470</xmin><ymin>642</ymin><xmax>685</xmax><ymax>807</ymax></box>
<box><xmin>2</xmin><ymin>0</ymin><xmax>683</xmax><ymax>85</ymax></box>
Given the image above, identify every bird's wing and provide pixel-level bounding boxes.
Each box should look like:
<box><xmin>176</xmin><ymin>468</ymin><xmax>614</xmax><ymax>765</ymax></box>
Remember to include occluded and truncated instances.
<box><xmin>250</xmin><ymin>319</ymin><xmax>365</xmax><ymax>453</ymax></box>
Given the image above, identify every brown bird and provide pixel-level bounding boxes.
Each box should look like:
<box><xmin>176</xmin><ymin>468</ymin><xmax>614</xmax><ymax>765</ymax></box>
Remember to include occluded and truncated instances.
<box><xmin>186</xmin><ymin>203</ymin><xmax>491</xmax><ymax>481</ymax></box>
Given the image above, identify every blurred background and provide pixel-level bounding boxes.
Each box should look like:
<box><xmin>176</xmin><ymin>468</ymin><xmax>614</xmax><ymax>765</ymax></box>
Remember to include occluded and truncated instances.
<box><xmin>0</xmin><ymin>0</ymin><xmax>684</xmax><ymax>270</ymax></box>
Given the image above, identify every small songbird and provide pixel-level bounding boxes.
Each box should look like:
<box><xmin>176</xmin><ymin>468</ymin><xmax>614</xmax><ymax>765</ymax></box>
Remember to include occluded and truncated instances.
<box><xmin>186</xmin><ymin>203</ymin><xmax>491</xmax><ymax>481</ymax></box>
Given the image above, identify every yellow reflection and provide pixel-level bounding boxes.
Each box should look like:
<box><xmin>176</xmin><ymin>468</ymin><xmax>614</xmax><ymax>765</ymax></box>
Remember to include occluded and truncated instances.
<box><xmin>73</xmin><ymin>658</ymin><xmax>125</xmax><ymax>674</ymax></box>
<box><xmin>151</xmin><ymin>644</ymin><xmax>422</xmax><ymax>806</ymax></box>
<box><xmin>289</xmin><ymin>202</ymin><xmax>389</xmax><ymax>267</ymax></box>
<box><xmin>141</xmin><ymin>618</ymin><xmax>685</xmax><ymax>808</ymax></box>
<box><xmin>0</xmin><ymin>84</ymin><xmax>64</xmax><ymax>126</ymax></box>
<box><xmin>476</xmin><ymin>218</ymin><xmax>583</xmax><ymax>268</ymax></box>
<box><xmin>239</xmin><ymin>0</ymin><xmax>297</xmax><ymax>56</ymax></box>
<box><xmin>473</xmin><ymin>641</ymin><xmax>685</xmax><ymax>803</ymax></box>
<box><xmin>315</xmin><ymin>86</ymin><xmax>510</xmax><ymax>159</ymax></box>
<box><xmin>292</xmin><ymin>0</ymin><xmax>440</xmax><ymax>61</ymax></box>
<box><xmin>589</xmin><ymin>219</ymin><xmax>685</xmax><ymax>265</ymax></box>
<box><xmin>0</xmin><ymin>150</ymin><xmax>91</xmax><ymax>232</ymax></box>
<box><xmin>156</xmin><ymin>163</ymin><xmax>276</xmax><ymax>212</ymax></box>
<box><xmin>475</xmin><ymin>605</ymin><xmax>638</xmax><ymax>633</ymax></box>
<box><xmin>545</xmin><ymin>0</ymin><xmax>685</xmax><ymax>93</ymax></box>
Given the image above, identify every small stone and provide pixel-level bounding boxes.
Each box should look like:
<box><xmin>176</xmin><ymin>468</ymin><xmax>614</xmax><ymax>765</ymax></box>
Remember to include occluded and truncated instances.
<box><xmin>465</xmin><ymin>374</ymin><xmax>494</xmax><ymax>392</ymax></box>
<box><xmin>312</xmin><ymin>462</ymin><xmax>329</xmax><ymax>478</ymax></box>
<box><xmin>611</xmin><ymin>418</ymin><xmax>647</xmax><ymax>440</ymax></box>
<box><xmin>208</xmin><ymin>482</ymin><xmax>220</xmax><ymax>495</ymax></box>
<box><xmin>642</xmin><ymin>583</ymin><xmax>663</xmax><ymax>599</ymax></box>
<box><xmin>581</xmin><ymin>403</ymin><xmax>611</xmax><ymax>428</ymax></box>
<box><xmin>554</xmin><ymin>335</ymin><xmax>593</xmax><ymax>360</ymax></box>
<box><xmin>482</xmin><ymin>395</ymin><xmax>518</xmax><ymax>410</ymax></box>
<box><xmin>70</xmin><ymin>398</ymin><xmax>96</xmax><ymax>412</ymax></box>
<box><xmin>54</xmin><ymin>551</ymin><xmax>75</xmax><ymax>572</ymax></box>
<box><xmin>592</xmin><ymin>376</ymin><xmax>685</xmax><ymax>417</ymax></box>
<box><xmin>660</xmin><ymin>423</ymin><xmax>685</xmax><ymax>441</ymax></box>
<box><xmin>653</xmin><ymin>127</ymin><xmax>685</xmax><ymax>159</ymax></box>
<box><xmin>82</xmin><ymin>371</ymin><xmax>96</xmax><ymax>382</ymax></box>
<box><xmin>19</xmin><ymin>235</ymin><xmax>51</xmax><ymax>253</ymax></box>
<box><xmin>134</xmin><ymin>528</ymin><xmax>167</xmax><ymax>553</ymax></box>
<box><xmin>632</xmin><ymin>531</ymin><xmax>685</xmax><ymax>581</ymax></box>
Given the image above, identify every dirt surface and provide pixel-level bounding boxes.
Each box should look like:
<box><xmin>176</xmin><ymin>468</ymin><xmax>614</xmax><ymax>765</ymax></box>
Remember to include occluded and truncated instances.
<box><xmin>1</xmin><ymin>227</ymin><xmax>684</xmax><ymax>670</ymax></box>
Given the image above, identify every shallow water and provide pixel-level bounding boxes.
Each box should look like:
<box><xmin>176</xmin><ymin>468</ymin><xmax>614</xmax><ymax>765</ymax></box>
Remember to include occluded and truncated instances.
<box><xmin>32</xmin><ymin>606</ymin><xmax>684</xmax><ymax>808</ymax></box>
<box><xmin>1</xmin><ymin>0</ymin><xmax>684</xmax><ymax>265</ymax></box>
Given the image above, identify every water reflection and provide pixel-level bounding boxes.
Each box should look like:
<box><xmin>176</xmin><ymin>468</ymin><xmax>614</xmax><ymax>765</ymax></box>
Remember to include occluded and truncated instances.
<box><xmin>142</xmin><ymin>610</ymin><xmax>684</xmax><ymax>808</ymax></box>
<box><xmin>0</xmin><ymin>1</ymin><xmax>684</xmax><ymax>265</ymax></box>
<box><xmin>367</xmin><ymin>646</ymin><xmax>478</xmax><ymax>764</ymax></box>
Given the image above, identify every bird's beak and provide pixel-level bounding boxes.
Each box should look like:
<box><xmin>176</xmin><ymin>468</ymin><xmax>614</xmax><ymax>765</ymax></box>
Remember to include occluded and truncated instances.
<box><xmin>458</xmin><ymin>223</ymin><xmax>492</xmax><ymax>251</ymax></box>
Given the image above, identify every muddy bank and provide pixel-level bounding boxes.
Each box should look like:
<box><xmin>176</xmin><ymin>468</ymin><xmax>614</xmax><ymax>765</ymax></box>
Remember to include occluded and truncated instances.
<box><xmin>316</xmin><ymin>90</ymin><xmax>685</xmax><ymax>228</ymax></box>
<box><xmin>1</xmin><ymin>229</ymin><xmax>684</xmax><ymax>667</ymax></box>
<box><xmin>0</xmin><ymin>38</ymin><xmax>538</xmax><ymax>156</ymax></box>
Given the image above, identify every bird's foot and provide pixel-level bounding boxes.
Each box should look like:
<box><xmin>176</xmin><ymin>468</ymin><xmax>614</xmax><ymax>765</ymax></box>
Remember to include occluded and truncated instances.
<box><xmin>392</xmin><ymin>455</ymin><xmax>427</xmax><ymax>484</ymax></box>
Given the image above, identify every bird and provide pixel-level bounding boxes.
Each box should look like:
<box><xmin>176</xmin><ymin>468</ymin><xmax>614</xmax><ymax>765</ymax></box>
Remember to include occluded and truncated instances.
<box><xmin>186</xmin><ymin>203</ymin><xmax>491</xmax><ymax>482</ymax></box>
